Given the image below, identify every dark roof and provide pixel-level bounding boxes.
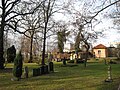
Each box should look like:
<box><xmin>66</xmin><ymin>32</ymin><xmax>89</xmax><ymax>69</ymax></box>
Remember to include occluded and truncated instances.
<box><xmin>93</xmin><ymin>44</ymin><xmax>107</xmax><ymax>49</ymax></box>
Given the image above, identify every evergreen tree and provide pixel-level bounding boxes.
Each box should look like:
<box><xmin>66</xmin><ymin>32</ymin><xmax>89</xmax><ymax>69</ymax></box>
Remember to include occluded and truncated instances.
<box><xmin>13</xmin><ymin>51</ymin><xmax>23</xmax><ymax>81</ymax></box>
<box><xmin>7</xmin><ymin>45</ymin><xmax>16</xmax><ymax>63</ymax></box>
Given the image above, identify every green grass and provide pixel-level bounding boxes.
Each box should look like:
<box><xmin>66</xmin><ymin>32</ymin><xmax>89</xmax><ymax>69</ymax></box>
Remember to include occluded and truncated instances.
<box><xmin>0</xmin><ymin>62</ymin><xmax>120</xmax><ymax>90</ymax></box>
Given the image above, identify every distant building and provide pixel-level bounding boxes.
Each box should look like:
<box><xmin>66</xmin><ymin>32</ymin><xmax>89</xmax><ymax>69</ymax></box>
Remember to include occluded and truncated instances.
<box><xmin>93</xmin><ymin>44</ymin><xmax>118</xmax><ymax>58</ymax></box>
<box><xmin>93</xmin><ymin>44</ymin><xmax>108</xmax><ymax>58</ymax></box>
<box><xmin>63</xmin><ymin>43</ymin><xmax>74</xmax><ymax>52</ymax></box>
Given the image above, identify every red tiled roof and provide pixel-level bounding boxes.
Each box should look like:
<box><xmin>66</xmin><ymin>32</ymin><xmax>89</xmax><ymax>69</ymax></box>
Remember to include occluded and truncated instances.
<box><xmin>93</xmin><ymin>44</ymin><xmax>107</xmax><ymax>49</ymax></box>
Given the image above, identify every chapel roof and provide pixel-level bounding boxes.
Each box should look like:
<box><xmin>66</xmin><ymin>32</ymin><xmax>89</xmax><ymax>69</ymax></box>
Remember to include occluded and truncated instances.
<box><xmin>93</xmin><ymin>44</ymin><xmax>107</xmax><ymax>49</ymax></box>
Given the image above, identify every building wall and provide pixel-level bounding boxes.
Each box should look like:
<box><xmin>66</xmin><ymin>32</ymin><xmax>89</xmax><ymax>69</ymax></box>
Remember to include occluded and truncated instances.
<box><xmin>63</xmin><ymin>43</ymin><xmax>71</xmax><ymax>52</ymax></box>
<box><xmin>63</xmin><ymin>43</ymin><xmax>74</xmax><ymax>52</ymax></box>
<box><xmin>93</xmin><ymin>49</ymin><xmax>107</xmax><ymax>58</ymax></box>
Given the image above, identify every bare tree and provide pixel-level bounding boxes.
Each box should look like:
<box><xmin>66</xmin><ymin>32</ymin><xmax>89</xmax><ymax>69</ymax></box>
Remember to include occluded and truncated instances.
<box><xmin>17</xmin><ymin>2</ymin><xmax>43</xmax><ymax>63</ymax></box>
<box><xmin>40</xmin><ymin>0</ymin><xmax>59</xmax><ymax>65</ymax></box>
<box><xmin>67</xmin><ymin>0</ymin><xmax>119</xmax><ymax>67</ymax></box>
<box><xmin>0</xmin><ymin>0</ymin><xmax>42</xmax><ymax>69</ymax></box>
<box><xmin>0</xmin><ymin>0</ymin><xmax>23</xmax><ymax>69</ymax></box>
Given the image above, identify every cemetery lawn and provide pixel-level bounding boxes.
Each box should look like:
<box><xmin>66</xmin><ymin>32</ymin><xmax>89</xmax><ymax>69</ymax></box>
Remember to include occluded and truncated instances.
<box><xmin>0</xmin><ymin>62</ymin><xmax>120</xmax><ymax>90</ymax></box>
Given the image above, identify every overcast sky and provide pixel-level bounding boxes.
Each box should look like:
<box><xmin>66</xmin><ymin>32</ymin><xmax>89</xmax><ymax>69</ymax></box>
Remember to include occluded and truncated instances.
<box><xmin>1</xmin><ymin>0</ymin><xmax>120</xmax><ymax>47</ymax></box>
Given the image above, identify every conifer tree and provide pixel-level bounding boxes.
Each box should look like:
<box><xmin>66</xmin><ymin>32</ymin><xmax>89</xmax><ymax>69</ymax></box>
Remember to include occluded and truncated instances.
<box><xmin>13</xmin><ymin>51</ymin><xmax>23</xmax><ymax>81</ymax></box>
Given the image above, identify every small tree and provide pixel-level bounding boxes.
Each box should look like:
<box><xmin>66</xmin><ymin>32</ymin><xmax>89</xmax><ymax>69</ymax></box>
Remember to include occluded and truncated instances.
<box><xmin>13</xmin><ymin>51</ymin><xmax>23</xmax><ymax>81</ymax></box>
<box><xmin>7</xmin><ymin>45</ymin><xmax>16</xmax><ymax>63</ymax></box>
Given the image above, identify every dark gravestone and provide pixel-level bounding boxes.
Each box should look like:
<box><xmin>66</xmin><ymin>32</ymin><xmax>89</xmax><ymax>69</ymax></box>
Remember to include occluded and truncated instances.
<box><xmin>49</xmin><ymin>62</ymin><xmax>54</xmax><ymax>72</ymax></box>
<box><xmin>33</xmin><ymin>68</ymin><xmax>41</xmax><ymax>76</ymax></box>
<box><xmin>40</xmin><ymin>65</ymin><xmax>45</xmax><ymax>74</ymax></box>
<box><xmin>33</xmin><ymin>68</ymin><xmax>38</xmax><ymax>76</ymax></box>
<box><xmin>7</xmin><ymin>45</ymin><xmax>16</xmax><ymax>63</ymax></box>
<box><xmin>63</xmin><ymin>57</ymin><xmax>66</xmax><ymax>65</ymax></box>
<box><xmin>44</xmin><ymin>65</ymin><xmax>49</xmax><ymax>74</ymax></box>
<box><xmin>40</xmin><ymin>65</ymin><xmax>49</xmax><ymax>74</ymax></box>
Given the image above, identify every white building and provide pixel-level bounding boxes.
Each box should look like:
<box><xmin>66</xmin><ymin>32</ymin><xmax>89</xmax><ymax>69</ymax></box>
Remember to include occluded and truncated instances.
<box><xmin>63</xmin><ymin>43</ymin><xmax>74</xmax><ymax>52</ymax></box>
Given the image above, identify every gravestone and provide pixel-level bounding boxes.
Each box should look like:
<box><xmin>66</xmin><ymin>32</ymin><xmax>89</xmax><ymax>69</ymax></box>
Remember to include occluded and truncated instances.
<box><xmin>24</xmin><ymin>66</ymin><xmax>29</xmax><ymax>78</ymax></box>
<box><xmin>33</xmin><ymin>68</ymin><xmax>41</xmax><ymax>76</ymax></box>
<box><xmin>49</xmin><ymin>62</ymin><xmax>54</xmax><ymax>72</ymax></box>
<box><xmin>40</xmin><ymin>65</ymin><xmax>49</xmax><ymax>74</ymax></box>
<box><xmin>63</xmin><ymin>57</ymin><xmax>66</xmax><ymax>65</ymax></box>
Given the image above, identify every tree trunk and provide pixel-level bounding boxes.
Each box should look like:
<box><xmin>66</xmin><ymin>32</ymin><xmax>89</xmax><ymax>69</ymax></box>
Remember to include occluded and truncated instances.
<box><xmin>84</xmin><ymin>51</ymin><xmax>88</xmax><ymax>67</ymax></box>
<box><xmin>41</xmin><ymin>22</ymin><xmax>47</xmax><ymax>65</ymax></box>
<box><xmin>29</xmin><ymin>37</ymin><xmax>33</xmax><ymax>63</ymax></box>
<box><xmin>0</xmin><ymin>27</ymin><xmax>4</xmax><ymax>69</ymax></box>
<box><xmin>0</xmin><ymin>1</ymin><xmax>5</xmax><ymax>69</ymax></box>
<box><xmin>84</xmin><ymin>43</ymin><xmax>90</xmax><ymax>68</ymax></box>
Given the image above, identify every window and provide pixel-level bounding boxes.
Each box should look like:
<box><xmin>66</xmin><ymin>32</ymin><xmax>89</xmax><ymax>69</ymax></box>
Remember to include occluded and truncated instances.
<box><xmin>98</xmin><ymin>50</ymin><xmax>101</xmax><ymax>54</ymax></box>
<box><xmin>98</xmin><ymin>50</ymin><xmax>101</xmax><ymax>58</ymax></box>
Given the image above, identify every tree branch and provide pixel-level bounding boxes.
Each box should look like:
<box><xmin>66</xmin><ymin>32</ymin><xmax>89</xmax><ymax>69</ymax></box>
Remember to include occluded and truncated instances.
<box><xmin>90</xmin><ymin>0</ymin><xmax>120</xmax><ymax>23</ymax></box>
<box><xmin>6</xmin><ymin>23</ymin><xmax>30</xmax><ymax>38</ymax></box>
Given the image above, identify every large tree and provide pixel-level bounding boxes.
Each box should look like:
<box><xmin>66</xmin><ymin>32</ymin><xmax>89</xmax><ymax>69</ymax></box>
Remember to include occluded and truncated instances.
<box><xmin>68</xmin><ymin>0</ymin><xmax>120</xmax><ymax>67</ymax></box>
<box><xmin>40</xmin><ymin>0</ymin><xmax>59</xmax><ymax>65</ymax></box>
<box><xmin>56</xmin><ymin>22</ymin><xmax>70</xmax><ymax>53</ymax></box>
<box><xmin>0</xmin><ymin>0</ymin><xmax>41</xmax><ymax>69</ymax></box>
<box><xmin>0</xmin><ymin>0</ymin><xmax>22</xmax><ymax>69</ymax></box>
<box><xmin>18</xmin><ymin>2</ymin><xmax>43</xmax><ymax>63</ymax></box>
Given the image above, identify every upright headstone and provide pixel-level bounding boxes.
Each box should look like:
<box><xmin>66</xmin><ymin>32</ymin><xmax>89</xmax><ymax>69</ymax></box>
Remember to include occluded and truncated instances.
<box><xmin>48</xmin><ymin>52</ymin><xmax>54</xmax><ymax>72</ymax></box>
<box><xmin>63</xmin><ymin>57</ymin><xmax>66</xmax><ymax>65</ymax></box>
<box><xmin>24</xmin><ymin>66</ymin><xmax>29</xmax><ymax>78</ymax></box>
<box><xmin>49</xmin><ymin>62</ymin><xmax>54</xmax><ymax>72</ymax></box>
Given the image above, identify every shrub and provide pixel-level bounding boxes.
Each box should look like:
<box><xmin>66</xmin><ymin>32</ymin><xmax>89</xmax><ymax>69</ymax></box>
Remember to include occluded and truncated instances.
<box><xmin>77</xmin><ymin>59</ymin><xmax>84</xmax><ymax>63</ymax></box>
<box><xmin>109</xmin><ymin>60</ymin><xmax>117</xmax><ymax>64</ymax></box>
<box><xmin>67</xmin><ymin>60</ymin><xmax>74</xmax><ymax>63</ymax></box>
<box><xmin>7</xmin><ymin>45</ymin><xmax>16</xmax><ymax>63</ymax></box>
<box><xmin>67</xmin><ymin>59</ymin><xmax>84</xmax><ymax>63</ymax></box>
<box><xmin>13</xmin><ymin>51</ymin><xmax>23</xmax><ymax>81</ymax></box>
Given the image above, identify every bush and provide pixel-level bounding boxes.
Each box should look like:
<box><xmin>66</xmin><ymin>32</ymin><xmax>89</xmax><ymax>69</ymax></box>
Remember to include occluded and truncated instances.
<box><xmin>67</xmin><ymin>60</ymin><xmax>74</xmax><ymax>63</ymax></box>
<box><xmin>7</xmin><ymin>45</ymin><xmax>16</xmax><ymax>63</ymax></box>
<box><xmin>67</xmin><ymin>59</ymin><xmax>84</xmax><ymax>63</ymax></box>
<box><xmin>13</xmin><ymin>51</ymin><xmax>23</xmax><ymax>80</ymax></box>
<box><xmin>109</xmin><ymin>60</ymin><xmax>117</xmax><ymax>64</ymax></box>
<box><xmin>77</xmin><ymin>59</ymin><xmax>84</xmax><ymax>63</ymax></box>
